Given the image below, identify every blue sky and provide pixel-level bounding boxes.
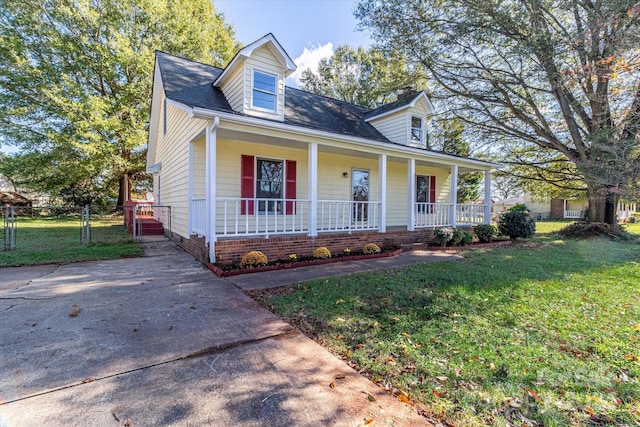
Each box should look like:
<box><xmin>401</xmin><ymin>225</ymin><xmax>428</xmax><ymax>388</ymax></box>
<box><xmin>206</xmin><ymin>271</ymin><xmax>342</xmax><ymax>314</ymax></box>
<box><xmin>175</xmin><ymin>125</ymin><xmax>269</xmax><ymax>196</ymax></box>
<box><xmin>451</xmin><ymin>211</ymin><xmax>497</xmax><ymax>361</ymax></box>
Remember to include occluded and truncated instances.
<box><xmin>215</xmin><ymin>0</ymin><xmax>372</xmax><ymax>86</ymax></box>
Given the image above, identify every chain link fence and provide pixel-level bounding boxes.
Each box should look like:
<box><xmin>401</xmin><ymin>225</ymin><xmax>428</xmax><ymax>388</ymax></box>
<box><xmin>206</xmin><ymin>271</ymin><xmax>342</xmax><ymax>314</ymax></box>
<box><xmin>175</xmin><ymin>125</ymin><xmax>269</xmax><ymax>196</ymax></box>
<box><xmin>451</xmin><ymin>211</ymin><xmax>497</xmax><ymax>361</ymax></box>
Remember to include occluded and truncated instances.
<box><xmin>1</xmin><ymin>205</ymin><xmax>132</xmax><ymax>252</ymax></box>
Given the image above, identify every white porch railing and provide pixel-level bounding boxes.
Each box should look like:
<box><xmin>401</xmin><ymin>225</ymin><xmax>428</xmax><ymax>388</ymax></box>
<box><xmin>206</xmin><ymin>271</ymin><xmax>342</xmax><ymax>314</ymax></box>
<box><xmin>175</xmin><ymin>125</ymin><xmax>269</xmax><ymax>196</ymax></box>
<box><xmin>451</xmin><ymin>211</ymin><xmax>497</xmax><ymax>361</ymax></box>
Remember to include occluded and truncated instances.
<box><xmin>190</xmin><ymin>197</ymin><xmax>206</xmax><ymax>236</ymax></box>
<box><xmin>318</xmin><ymin>200</ymin><xmax>380</xmax><ymax>232</ymax></box>
<box><xmin>215</xmin><ymin>198</ymin><xmax>310</xmax><ymax>237</ymax></box>
<box><xmin>564</xmin><ymin>209</ymin><xmax>582</xmax><ymax>218</ymax></box>
<box><xmin>456</xmin><ymin>204</ymin><xmax>485</xmax><ymax>225</ymax></box>
<box><xmin>414</xmin><ymin>203</ymin><xmax>452</xmax><ymax>228</ymax></box>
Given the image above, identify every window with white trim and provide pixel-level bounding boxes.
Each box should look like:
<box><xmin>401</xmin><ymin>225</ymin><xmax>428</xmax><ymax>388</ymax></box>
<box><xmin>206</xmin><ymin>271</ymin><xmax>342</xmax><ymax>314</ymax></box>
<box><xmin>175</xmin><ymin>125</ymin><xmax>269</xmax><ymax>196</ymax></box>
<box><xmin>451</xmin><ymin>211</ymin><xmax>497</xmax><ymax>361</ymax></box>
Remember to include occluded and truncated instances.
<box><xmin>256</xmin><ymin>158</ymin><xmax>283</xmax><ymax>213</ymax></box>
<box><xmin>410</xmin><ymin>115</ymin><xmax>423</xmax><ymax>144</ymax></box>
<box><xmin>252</xmin><ymin>70</ymin><xmax>277</xmax><ymax>112</ymax></box>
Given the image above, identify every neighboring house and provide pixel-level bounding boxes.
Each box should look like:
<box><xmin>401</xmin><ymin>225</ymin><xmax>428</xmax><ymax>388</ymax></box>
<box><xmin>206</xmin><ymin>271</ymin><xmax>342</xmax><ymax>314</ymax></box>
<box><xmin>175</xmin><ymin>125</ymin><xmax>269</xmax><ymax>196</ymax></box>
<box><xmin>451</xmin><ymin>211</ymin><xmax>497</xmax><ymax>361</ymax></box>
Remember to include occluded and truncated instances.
<box><xmin>490</xmin><ymin>197</ymin><xmax>525</xmax><ymax>218</ymax></box>
<box><xmin>0</xmin><ymin>173</ymin><xmax>15</xmax><ymax>192</ymax></box>
<box><xmin>146</xmin><ymin>34</ymin><xmax>499</xmax><ymax>265</ymax></box>
<box><xmin>524</xmin><ymin>193</ymin><xmax>637</xmax><ymax>221</ymax></box>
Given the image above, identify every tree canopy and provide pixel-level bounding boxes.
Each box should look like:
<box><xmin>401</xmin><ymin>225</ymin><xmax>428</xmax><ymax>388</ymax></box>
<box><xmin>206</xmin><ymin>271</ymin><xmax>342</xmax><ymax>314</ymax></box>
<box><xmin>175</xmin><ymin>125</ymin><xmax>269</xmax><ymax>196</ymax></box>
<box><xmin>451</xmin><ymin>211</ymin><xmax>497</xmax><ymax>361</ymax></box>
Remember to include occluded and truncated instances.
<box><xmin>299</xmin><ymin>45</ymin><xmax>428</xmax><ymax>109</ymax></box>
<box><xmin>0</xmin><ymin>0</ymin><xmax>237</xmax><ymax>206</ymax></box>
<box><xmin>356</xmin><ymin>0</ymin><xmax>640</xmax><ymax>223</ymax></box>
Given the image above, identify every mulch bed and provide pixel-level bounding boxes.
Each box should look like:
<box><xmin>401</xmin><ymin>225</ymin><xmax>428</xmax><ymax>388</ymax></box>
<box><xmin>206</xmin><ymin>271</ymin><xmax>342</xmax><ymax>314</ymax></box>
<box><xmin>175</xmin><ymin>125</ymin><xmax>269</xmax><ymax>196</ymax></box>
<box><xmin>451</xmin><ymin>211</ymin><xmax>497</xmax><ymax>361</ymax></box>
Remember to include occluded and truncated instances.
<box><xmin>208</xmin><ymin>247</ymin><xmax>403</xmax><ymax>277</ymax></box>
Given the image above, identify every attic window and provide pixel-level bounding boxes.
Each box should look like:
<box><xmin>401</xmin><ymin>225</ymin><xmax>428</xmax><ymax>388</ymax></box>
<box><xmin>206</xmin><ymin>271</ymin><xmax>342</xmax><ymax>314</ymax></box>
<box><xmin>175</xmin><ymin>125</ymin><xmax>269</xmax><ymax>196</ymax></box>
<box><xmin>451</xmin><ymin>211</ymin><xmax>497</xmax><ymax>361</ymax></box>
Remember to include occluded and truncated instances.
<box><xmin>411</xmin><ymin>116</ymin><xmax>423</xmax><ymax>143</ymax></box>
<box><xmin>252</xmin><ymin>70</ymin><xmax>277</xmax><ymax>112</ymax></box>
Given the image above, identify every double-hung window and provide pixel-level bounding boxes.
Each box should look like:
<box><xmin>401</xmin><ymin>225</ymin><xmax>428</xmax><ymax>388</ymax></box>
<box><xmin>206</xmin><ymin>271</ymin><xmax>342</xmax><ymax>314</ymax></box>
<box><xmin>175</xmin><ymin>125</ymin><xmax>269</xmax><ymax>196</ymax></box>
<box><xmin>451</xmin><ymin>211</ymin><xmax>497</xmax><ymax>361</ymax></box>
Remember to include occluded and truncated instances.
<box><xmin>256</xmin><ymin>158</ymin><xmax>283</xmax><ymax>213</ymax></box>
<box><xmin>410</xmin><ymin>115</ymin><xmax>423</xmax><ymax>144</ymax></box>
<box><xmin>252</xmin><ymin>70</ymin><xmax>277</xmax><ymax>112</ymax></box>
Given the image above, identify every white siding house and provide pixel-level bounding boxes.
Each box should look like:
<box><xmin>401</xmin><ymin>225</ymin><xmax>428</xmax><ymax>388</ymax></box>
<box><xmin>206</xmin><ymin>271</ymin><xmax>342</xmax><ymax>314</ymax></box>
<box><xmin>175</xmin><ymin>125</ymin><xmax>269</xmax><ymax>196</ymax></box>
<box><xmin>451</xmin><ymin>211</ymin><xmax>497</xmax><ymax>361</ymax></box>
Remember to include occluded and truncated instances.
<box><xmin>146</xmin><ymin>33</ymin><xmax>499</xmax><ymax>265</ymax></box>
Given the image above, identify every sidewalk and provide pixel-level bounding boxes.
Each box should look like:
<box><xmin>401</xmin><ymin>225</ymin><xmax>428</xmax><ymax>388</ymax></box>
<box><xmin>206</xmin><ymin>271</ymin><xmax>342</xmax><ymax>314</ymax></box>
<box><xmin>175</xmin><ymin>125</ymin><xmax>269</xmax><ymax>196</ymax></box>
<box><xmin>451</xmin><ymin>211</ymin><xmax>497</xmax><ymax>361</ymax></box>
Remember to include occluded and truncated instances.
<box><xmin>225</xmin><ymin>249</ymin><xmax>462</xmax><ymax>290</ymax></box>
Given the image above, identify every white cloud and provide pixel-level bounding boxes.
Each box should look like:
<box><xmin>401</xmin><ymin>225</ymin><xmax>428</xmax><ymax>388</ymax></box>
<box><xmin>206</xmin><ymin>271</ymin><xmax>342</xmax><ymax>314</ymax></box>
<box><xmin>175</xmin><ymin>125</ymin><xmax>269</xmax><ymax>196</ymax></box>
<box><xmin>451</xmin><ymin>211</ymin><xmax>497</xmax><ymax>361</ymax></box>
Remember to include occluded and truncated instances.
<box><xmin>287</xmin><ymin>42</ymin><xmax>334</xmax><ymax>88</ymax></box>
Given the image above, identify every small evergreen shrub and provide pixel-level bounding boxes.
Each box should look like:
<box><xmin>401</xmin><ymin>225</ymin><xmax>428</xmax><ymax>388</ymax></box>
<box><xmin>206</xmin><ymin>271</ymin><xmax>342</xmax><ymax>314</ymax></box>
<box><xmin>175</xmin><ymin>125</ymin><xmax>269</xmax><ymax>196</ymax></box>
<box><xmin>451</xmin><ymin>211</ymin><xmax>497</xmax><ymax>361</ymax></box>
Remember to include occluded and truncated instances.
<box><xmin>629</xmin><ymin>215</ymin><xmax>638</xmax><ymax>224</ymax></box>
<box><xmin>313</xmin><ymin>247</ymin><xmax>332</xmax><ymax>259</ymax></box>
<box><xmin>450</xmin><ymin>229</ymin><xmax>466</xmax><ymax>246</ymax></box>
<box><xmin>460</xmin><ymin>230</ymin><xmax>474</xmax><ymax>246</ymax></box>
<box><xmin>433</xmin><ymin>227</ymin><xmax>454</xmax><ymax>247</ymax></box>
<box><xmin>363</xmin><ymin>243</ymin><xmax>381</xmax><ymax>254</ymax></box>
<box><xmin>497</xmin><ymin>210</ymin><xmax>536</xmax><ymax>241</ymax></box>
<box><xmin>508</xmin><ymin>203</ymin><xmax>529</xmax><ymax>212</ymax></box>
<box><xmin>240</xmin><ymin>251</ymin><xmax>268</xmax><ymax>269</ymax></box>
<box><xmin>474</xmin><ymin>224</ymin><xmax>497</xmax><ymax>243</ymax></box>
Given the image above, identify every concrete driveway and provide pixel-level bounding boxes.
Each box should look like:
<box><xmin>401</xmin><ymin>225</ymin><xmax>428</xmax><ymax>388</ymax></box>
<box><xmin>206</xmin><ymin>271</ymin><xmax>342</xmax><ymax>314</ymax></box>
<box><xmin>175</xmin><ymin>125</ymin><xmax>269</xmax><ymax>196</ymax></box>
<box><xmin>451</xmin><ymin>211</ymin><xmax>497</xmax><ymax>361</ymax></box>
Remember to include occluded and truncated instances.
<box><xmin>0</xmin><ymin>241</ymin><xmax>430</xmax><ymax>426</ymax></box>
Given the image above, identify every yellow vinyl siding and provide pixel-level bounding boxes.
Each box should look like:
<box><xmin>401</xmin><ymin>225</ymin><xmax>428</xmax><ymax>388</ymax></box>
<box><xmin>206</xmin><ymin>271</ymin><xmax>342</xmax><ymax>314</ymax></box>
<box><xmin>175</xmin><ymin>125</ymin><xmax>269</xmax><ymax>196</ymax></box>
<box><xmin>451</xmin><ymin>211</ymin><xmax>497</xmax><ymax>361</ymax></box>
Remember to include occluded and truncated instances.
<box><xmin>154</xmin><ymin>102</ymin><xmax>207</xmax><ymax>237</ymax></box>
<box><xmin>192</xmin><ymin>137</ymin><xmax>206</xmax><ymax>198</ymax></box>
<box><xmin>222</xmin><ymin>65</ymin><xmax>245</xmax><ymax>112</ymax></box>
<box><xmin>368</xmin><ymin>110</ymin><xmax>407</xmax><ymax>145</ymax></box>
<box><xmin>316</xmin><ymin>153</ymin><xmax>379</xmax><ymax>202</ymax></box>
<box><xmin>415</xmin><ymin>165</ymin><xmax>451</xmax><ymax>203</ymax></box>
<box><xmin>244</xmin><ymin>45</ymin><xmax>285</xmax><ymax>121</ymax></box>
<box><xmin>386</xmin><ymin>160</ymin><xmax>409</xmax><ymax>227</ymax></box>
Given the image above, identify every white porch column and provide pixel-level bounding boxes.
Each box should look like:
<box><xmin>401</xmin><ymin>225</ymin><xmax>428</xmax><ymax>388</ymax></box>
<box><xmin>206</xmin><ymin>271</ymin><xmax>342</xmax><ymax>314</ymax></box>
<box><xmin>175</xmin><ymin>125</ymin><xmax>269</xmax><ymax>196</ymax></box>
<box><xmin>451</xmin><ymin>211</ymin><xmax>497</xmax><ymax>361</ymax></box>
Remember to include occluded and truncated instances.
<box><xmin>378</xmin><ymin>154</ymin><xmax>387</xmax><ymax>233</ymax></box>
<box><xmin>308</xmin><ymin>142</ymin><xmax>318</xmax><ymax>237</ymax></box>
<box><xmin>206</xmin><ymin>118</ymin><xmax>219</xmax><ymax>262</ymax></box>
<box><xmin>483</xmin><ymin>170</ymin><xmax>492</xmax><ymax>224</ymax></box>
<box><xmin>188</xmin><ymin>141</ymin><xmax>194</xmax><ymax>235</ymax></box>
<box><xmin>407</xmin><ymin>158</ymin><xmax>416</xmax><ymax>231</ymax></box>
<box><xmin>450</xmin><ymin>165</ymin><xmax>458</xmax><ymax>228</ymax></box>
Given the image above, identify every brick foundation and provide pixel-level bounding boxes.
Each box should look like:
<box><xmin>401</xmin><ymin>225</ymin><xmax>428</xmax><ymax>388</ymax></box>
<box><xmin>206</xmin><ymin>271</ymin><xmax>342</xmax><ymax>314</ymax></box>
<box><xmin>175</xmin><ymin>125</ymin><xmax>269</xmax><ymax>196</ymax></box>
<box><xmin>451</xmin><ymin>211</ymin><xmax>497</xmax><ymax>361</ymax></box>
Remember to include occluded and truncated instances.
<box><xmin>171</xmin><ymin>228</ymin><xmax>446</xmax><ymax>266</ymax></box>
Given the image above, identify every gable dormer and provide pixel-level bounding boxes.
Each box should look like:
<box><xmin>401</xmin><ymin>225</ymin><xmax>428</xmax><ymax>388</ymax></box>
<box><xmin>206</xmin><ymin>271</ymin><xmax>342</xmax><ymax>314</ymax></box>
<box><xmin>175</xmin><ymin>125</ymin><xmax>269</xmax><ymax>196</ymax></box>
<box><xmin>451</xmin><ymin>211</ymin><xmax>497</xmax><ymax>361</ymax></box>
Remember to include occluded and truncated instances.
<box><xmin>214</xmin><ymin>34</ymin><xmax>296</xmax><ymax>122</ymax></box>
<box><xmin>364</xmin><ymin>91</ymin><xmax>435</xmax><ymax>148</ymax></box>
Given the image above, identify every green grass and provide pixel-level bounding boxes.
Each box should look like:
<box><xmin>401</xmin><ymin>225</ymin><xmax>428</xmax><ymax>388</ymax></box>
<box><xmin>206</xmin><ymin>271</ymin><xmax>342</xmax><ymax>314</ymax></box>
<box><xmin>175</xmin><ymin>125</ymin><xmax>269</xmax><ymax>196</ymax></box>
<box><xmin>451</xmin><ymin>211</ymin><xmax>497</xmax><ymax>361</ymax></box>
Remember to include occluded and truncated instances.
<box><xmin>0</xmin><ymin>215</ymin><xmax>142</xmax><ymax>267</ymax></box>
<box><xmin>258</xmin><ymin>231</ymin><xmax>640</xmax><ymax>425</ymax></box>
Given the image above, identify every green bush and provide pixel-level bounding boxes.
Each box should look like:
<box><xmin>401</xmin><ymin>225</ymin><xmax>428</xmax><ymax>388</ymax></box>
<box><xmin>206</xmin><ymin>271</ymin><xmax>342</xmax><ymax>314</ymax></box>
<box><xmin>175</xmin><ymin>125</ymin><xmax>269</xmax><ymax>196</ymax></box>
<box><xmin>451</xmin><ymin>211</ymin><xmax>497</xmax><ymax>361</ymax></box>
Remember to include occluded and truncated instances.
<box><xmin>450</xmin><ymin>229</ymin><xmax>466</xmax><ymax>246</ymax></box>
<box><xmin>507</xmin><ymin>203</ymin><xmax>529</xmax><ymax>212</ymax></box>
<box><xmin>433</xmin><ymin>227</ymin><xmax>454</xmax><ymax>247</ymax></box>
<box><xmin>460</xmin><ymin>230</ymin><xmax>474</xmax><ymax>246</ymax></box>
<box><xmin>629</xmin><ymin>216</ymin><xmax>638</xmax><ymax>224</ymax></box>
<box><xmin>497</xmin><ymin>210</ymin><xmax>536</xmax><ymax>241</ymax></box>
<box><xmin>474</xmin><ymin>224</ymin><xmax>497</xmax><ymax>242</ymax></box>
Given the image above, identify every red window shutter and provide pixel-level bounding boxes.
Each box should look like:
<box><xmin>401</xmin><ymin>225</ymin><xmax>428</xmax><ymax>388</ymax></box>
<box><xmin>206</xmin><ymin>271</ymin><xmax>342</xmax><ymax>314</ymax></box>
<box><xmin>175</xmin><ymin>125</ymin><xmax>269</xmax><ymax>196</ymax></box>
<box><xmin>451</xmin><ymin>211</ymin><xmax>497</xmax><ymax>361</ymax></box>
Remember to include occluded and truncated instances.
<box><xmin>285</xmin><ymin>160</ymin><xmax>296</xmax><ymax>215</ymax></box>
<box><xmin>430</xmin><ymin>175</ymin><xmax>436</xmax><ymax>213</ymax></box>
<box><xmin>241</xmin><ymin>155</ymin><xmax>254</xmax><ymax>215</ymax></box>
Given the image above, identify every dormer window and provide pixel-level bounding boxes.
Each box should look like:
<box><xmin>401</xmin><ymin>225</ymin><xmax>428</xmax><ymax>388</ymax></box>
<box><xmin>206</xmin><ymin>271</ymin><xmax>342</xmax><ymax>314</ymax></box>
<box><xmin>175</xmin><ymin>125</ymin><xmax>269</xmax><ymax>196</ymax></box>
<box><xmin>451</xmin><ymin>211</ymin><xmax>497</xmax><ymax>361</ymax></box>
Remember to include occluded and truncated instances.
<box><xmin>252</xmin><ymin>70</ymin><xmax>277</xmax><ymax>112</ymax></box>
<box><xmin>411</xmin><ymin>116</ymin><xmax>423</xmax><ymax>144</ymax></box>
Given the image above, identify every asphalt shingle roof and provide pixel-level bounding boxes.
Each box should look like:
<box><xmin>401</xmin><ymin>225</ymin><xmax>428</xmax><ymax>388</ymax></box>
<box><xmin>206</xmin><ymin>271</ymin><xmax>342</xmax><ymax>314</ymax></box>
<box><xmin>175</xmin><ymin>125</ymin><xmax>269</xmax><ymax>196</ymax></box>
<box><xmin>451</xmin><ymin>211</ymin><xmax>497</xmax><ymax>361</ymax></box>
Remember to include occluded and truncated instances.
<box><xmin>155</xmin><ymin>51</ymin><xmax>390</xmax><ymax>143</ymax></box>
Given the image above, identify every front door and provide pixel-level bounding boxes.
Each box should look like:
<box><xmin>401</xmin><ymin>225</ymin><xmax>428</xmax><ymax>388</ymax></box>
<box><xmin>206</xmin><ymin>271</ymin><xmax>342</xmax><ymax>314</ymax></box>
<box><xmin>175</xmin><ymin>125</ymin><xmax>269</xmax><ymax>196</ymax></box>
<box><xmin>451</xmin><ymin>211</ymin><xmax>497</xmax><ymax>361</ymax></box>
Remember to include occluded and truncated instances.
<box><xmin>352</xmin><ymin>169</ymin><xmax>369</xmax><ymax>222</ymax></box>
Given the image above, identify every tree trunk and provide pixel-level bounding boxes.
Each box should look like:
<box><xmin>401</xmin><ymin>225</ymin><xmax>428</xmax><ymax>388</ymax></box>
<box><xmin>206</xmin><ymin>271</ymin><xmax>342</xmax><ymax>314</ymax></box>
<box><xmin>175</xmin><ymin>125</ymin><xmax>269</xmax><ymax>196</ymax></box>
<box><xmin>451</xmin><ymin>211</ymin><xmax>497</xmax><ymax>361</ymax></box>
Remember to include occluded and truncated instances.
<box><xmin>587</xmin><ymin>186</ymin><xmax>618</xmax><ymax>225</ymax></box>
<box><xmin>116</xmin><ymin>174</ymin><xmax>132</xmax><ymax>207</ymax></box>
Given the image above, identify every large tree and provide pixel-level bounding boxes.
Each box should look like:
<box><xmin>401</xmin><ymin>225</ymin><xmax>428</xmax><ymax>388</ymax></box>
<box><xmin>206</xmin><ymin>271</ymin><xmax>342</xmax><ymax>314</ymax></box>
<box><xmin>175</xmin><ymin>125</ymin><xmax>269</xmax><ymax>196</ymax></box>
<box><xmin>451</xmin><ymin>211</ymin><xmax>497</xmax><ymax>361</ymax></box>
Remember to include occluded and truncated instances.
<box><xmin>300</xmin><ymin>45</ymin><xmax>428</xmax><ymax>108</ymax></box>
<box><xmin>356</xmin><ymin>0</ymin><xmax>640</xmax><ymax>224</ymax></box>
<box><xmin>0</xmin><ymin>0</ymin><xmax>237</xmax><ymax>206</ymax></box>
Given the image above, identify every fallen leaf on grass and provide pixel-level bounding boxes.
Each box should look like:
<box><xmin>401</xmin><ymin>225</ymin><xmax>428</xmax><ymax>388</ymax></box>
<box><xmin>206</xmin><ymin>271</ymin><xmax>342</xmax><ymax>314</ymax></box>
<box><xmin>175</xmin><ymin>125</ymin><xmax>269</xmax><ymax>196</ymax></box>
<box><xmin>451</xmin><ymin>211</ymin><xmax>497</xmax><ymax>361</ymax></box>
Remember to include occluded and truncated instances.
<box><xmin>364</xmin><ymin>418</ymin><xmax>374</xmax><ymax>426</ymax></box>
<box><xmin>523</xmin><ymin>388</ymin><xmax>541</xmax><ymax>403</ymax></box>
<box><xmin>432</xmin><ymin>390</ymin><xmax>447</xmax><ymax>398</ymax></box>
<box><xmin>436</xmin><ymin>376</ymin><xmax>449</xmax><ymax>383</ymax></box>
<box><xmin>335</xmin><ymin>299</ymin><xmax>345</xmax><ymax>305</ymax></box>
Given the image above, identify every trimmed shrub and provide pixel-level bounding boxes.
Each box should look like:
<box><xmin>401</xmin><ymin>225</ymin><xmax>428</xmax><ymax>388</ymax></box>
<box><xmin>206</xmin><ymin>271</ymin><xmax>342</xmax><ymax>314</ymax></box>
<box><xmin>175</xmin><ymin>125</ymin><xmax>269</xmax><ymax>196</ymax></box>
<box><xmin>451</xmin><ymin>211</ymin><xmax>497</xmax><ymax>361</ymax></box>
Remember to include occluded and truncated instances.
<box><xmin>312</xmin><ymin>247</ymin><xmax>332</xmax><ymax>259</ymax></box>
<box><xmin>460</xmin><ymin>230</ymin><xmax>474</xmax><ymax>246</ymax></box>
<box><xmin>497</xmin><ymin>210</ymin><xmax>536</xmax><ymax>241</ymax></box>
<box><xmin>450</xmin><ymin>229</ymin><xmax>466</xmax><ymax>246</ymax></box>
<box><xmin>507</xmin><ymin>203</ymin><xmax>529</xmax><ymax>213</ymax></box>
<box><xmin>240</xmin><ymin>251</ymin><xmax>268</xmax><ymax>269</ymax></box>
<box><xmin>433</xmin><ymin>227</ymin><xmax>454</xmax><ymax>247</ymax></box>
<box><xmin>474</xmin><ymin>224</ymin><xmax>497</xmax><ymax>243</ymax></box>
<box><xmin>629</xmin><ymin>215</ymin><xmax>638</xmax><ymax>224</ymax></box>
<box><xmin>363</xmin><ymin>243</ymin><xmax>381</xmax><ymax>254</ymax></box>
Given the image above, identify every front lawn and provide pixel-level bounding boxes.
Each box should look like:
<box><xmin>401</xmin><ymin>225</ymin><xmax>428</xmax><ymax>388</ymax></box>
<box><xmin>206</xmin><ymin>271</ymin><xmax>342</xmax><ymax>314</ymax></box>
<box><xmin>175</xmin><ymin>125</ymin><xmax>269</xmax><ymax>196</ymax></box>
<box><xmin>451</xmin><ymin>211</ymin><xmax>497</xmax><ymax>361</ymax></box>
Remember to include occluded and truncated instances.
<box><xmin>256</xmin><ymin>236</ymin><xmax>640</xmax><ymax>425</ymax></box>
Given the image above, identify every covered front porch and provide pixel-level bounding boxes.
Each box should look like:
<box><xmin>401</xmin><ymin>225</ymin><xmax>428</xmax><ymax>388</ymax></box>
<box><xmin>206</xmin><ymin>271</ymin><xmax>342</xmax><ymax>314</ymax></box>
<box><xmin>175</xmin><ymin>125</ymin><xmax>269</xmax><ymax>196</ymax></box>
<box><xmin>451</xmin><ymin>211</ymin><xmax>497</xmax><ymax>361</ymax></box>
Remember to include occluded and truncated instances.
<box><xmin>187</xmin><ymin>120</ymin><xmax>494</xmax><ymax>263</ymax></box>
